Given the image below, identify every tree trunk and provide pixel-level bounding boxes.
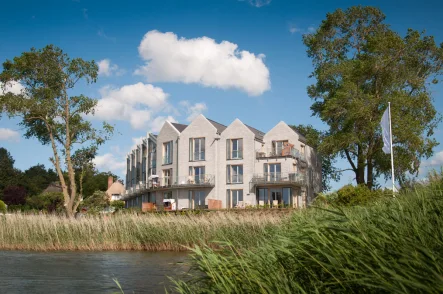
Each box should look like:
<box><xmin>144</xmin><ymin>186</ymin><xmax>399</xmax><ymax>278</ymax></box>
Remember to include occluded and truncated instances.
<box><xmin>64</xmin><ymin>90</ymin><xmax>77</xmax><ymax>218</ymax></box>
<box><xmin>46</xmin><ymin>124</ymin><xmax>71</xmax><ymax>217</ymax></box>
<box><xmin>356</xmin><ymin>144</ymin><xmax>365</xmax><ymax>185</ymax></box>
<box><xmin>367</xmin><ymin>158</ymin><xmax>373</xmax><ymax>190</ymax></box>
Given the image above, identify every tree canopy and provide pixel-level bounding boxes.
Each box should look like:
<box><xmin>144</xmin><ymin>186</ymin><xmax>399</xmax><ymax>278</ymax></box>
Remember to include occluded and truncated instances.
<box><xmin>303</xmin><ymin>6</ymin><xmax>443</xmax><ymax>188</ymax></box>
<box><xmin>0</xmin><ymin>45</ymin><xmax>114</xmax><ymax>216</ymax></box>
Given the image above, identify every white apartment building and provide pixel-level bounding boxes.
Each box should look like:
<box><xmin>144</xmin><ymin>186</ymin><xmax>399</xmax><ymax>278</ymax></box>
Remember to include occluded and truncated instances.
<box><xmin>123</xmin><ymin>115</ymin><xmax>321</xmax><ymax>209</ymax></box>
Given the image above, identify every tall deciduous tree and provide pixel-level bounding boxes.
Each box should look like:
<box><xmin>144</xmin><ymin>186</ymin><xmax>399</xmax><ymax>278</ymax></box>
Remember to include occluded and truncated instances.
<box><xmin>0</xmin><ymin>45</ymin><xmax>113</xmax><ymax>217</ymax></box>
<box><xmin>303</xmin><ymin>6</ymin><xmax>443</xmax><ymax>188</ymax></box>
<box><xmin>290</xmin><ymin>125</ymin><xmax>340</xmax><ymax>191</ymax></box>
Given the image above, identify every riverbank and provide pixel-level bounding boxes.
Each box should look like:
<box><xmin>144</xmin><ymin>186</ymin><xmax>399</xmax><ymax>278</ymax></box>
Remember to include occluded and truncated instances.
<box><xmin>0</xmin><ymin>210</ymin><xmax>289</xmax><ymax>251</ymax></box>
<box><xmin>172</xmin><ymin>185</ymin><xmax>443</xmax><ymax>293</ymax></box>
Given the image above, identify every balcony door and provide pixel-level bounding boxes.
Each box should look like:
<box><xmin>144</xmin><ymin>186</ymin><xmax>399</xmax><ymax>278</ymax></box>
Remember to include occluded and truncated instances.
<box><xmin>194</xmin><ymin>166</ymin><xmax>205</xmax><ymax>184</ymax></box>
<box><xmin>270</xmin><ymin>189</ymin><xmax>281</xmax><ymax>207</ymax></box>
<box><xmin>264</xmin><ymin>163</ymin><xmax>281</xmax><ymax>181</ymax></box>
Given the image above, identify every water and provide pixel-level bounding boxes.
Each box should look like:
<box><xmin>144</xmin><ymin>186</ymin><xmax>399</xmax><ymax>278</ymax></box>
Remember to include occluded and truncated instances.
<box><xmin>0</xmin><ymin>251</ymin><xmax>190</xmax><ymax>294</ymax></box>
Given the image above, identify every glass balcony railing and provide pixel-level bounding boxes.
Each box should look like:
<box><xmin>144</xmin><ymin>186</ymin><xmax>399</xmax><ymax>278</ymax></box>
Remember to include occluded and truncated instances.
<box><xmin>256</xmin><ymin>147</ymin><xmax>303</xmax><ymax>159</ymax></box>
<box><xmin>162</xmin><ymin>156</ymin><xmax>172</xmax><ymax>165</ymax></box>
<box><xmin>229</xmin><ymin>150</ymin><xmax>243</xmax><ymax>160</ymax></box>
<box><xmin>228</xmin><ymin>174</ymin><xmax>243</xmax><ymax>184</ymax></box>
<box><xmin>191</xmin><ymin>151</ymin><xmax>205</xmax><ymax>161</ymax></box>
<box><xmin>147</xmin><ymin>174</ymin><xmax>215</xmax><ymax>188</ymax></box>
<box><xmin>251</xmin><ymin>172</ymin><xmax>306</xmax><ymax>186</ymax></box>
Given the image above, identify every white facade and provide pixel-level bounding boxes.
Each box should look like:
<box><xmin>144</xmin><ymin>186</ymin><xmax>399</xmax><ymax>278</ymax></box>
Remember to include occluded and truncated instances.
<box><xmin>123</xmin><ymin>115</ymin><xmax>321</xmax><ymax>209</ymax></box>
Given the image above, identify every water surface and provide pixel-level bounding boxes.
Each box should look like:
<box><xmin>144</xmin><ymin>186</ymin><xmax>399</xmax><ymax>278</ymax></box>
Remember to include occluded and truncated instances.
<box><xmin>0</xmin><ymin>250</ymin><xmax>189</xmax><ymax>293</ymax></box>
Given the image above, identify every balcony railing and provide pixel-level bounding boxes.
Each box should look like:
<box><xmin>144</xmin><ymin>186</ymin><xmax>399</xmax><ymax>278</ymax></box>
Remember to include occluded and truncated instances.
<box><xmin>162</xmin><ymin>155</ymin><xmax>172</xmax><ymax>165</ymax></box>
<box><xmin>150</xmin><ymin>159</ymin><xmax>157</xmax><ymax>168</ymax></box>
<box><xmin>227</xmin><ymin>174</ymin><xmax>243</xmax><ymax>184</ymax></box>
<box><xmin>256</xmin><ymin>147</ymin><xmax>303</xmax><ymax>160</ymax></box>
<box><xmin>228</xmin><ymin>150</ymin><xmax>243</xmax><ymax>160</ymax></box>
<box><xmin>251</xmin><ymin>172</ymin><xmax>306</xmax><ymax>186</ymax></box>
<box><xmin>191</xmin><ymin>151</ymin><xmax>205</xmax><ymax>161</ymax></box>
<box><xmin>147</xmin><ymin>174</ymin><xmax>215</xmax><ymax>189</ymax></box>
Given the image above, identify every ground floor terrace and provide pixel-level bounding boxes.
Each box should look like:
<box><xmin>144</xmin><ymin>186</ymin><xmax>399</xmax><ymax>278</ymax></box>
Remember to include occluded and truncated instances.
<box><xmin>125</xmin><ymin>185</ymin><xmax>307</xmax><ymax>210</ymax></box>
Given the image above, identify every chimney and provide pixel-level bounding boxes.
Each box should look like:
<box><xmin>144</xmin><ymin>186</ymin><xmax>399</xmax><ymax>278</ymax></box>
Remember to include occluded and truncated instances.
<box><xmin>108</xmin><ymin>176</ymin><xmax>113</xmax><ymax>189</ymax></box>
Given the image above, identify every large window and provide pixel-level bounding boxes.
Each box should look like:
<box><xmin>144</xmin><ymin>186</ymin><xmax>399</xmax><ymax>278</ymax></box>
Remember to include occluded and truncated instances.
<box><xmin>273</xmin><ymin>140</ymin><xmax>288</xmax><ymax>156</ymax></box>
<box><xmin>162</xmin><ymin>169</ymin><xmax>172</xmax><ymax>186</ymax></box>
<box><xmin>263</xmin><ymin>163</ymin><xmax>281</xmax><ymax>181</ymax></box>
<box><xmin>189</xmin><ymin>138</ymin><xmax>205</xmax><ymax>161</ymax></box>
<box><xmin>189</xmin><ymin>166</ymin><xmax>205</xmax><ymax>184</ymax></box>
<box><xmin>257</xmin><ymin>188</ymin><xmax>268</xmax><ymax>206</ymax></box>
<box><xmin>126</xmin><ymin>157</ymin><xmax>130</xmax><ymax>189</ymax></box>
<box><xmin>227</xmin><ymin>165</ymin><xmax>243</xmax><ymax>183</ymax></box>
<box><xmin>227</xmin><ymin>139</ymin><xmax>243</xmax><ymax>159</ymax></box>
<box><xmin>227</xmin><ymin>189</ymin><xmax>243</xmax><ymax>208</ymax></box>
<box><xmin>163</xmin><ymin>141</ymin><xmax>173</xmax><ymax>165</ymax></box>
<box><xmin>194</xmin><ymin>191</ymin><xmax>206</xmax><ymax>209</ymax></box>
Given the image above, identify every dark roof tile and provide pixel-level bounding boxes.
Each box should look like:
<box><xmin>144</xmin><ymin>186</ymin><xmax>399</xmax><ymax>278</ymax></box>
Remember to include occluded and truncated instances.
<box><xmin>207</xmin><ymin>118</ymin><xmax>227</xmax><ymax>134</ymax></box>
<box><xmin>171</xmin><ymin>123</ymin><xmax>188</xmax><ymax>133</ymax></box>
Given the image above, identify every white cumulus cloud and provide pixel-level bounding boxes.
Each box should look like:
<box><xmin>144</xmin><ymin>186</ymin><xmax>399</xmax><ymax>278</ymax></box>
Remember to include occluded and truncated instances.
<box><xmin>135</xmin><ymin>30</ymin><xmax>270</xmax><ymax>96</ymax></box>
<box><xmin>0</xmin><ymin>81</ymin><xmax>25</xmax><ymax>95</ymax></box>
<box><xmin>180</xmin><ymin>101</ymin><xmax>207</xmax><ymax>122</ymax></box>
<box><xmin>93</xmin><ymin>153</ymin><xmax>126</xmax><ymax>174</ymax></box>
<box><xmin>97</xmin><ymin>59</ymin><xmax>124</xmax><ymax>77</ymax></box>
<box><xmin>0</xmin><ymin>128</ymin><xmax>20</xmax><ymax>142</ymax></box>
<box><xmin>92</xmin><ymin>83</ymin><xmax>170</xmax><ymax>129</ymax></box>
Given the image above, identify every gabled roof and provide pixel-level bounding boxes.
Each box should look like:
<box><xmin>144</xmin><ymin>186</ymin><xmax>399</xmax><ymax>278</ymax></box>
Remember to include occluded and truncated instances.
<box><xmin>207</xmin><ymin>118</ymin><xmax>227</xmax><ymax>134</ymax></box>
<box><xmin>44</xmin><ymin>182</ymin><xmax>63</xmax><ymax>193</ymax></box>
<box><xmin>245</xmin><ymin>124</ymin><xmax>265</xmax><ymax>141</ymax></box>
<box><xmin>288</xmin><ymin>126</ymin><xmax>307</xmax><ymax>144</ymax></box>
<box><xmin>171</xmin><ymin>123</ymin><xmax>188</xmax><ymax>133</ymax></box>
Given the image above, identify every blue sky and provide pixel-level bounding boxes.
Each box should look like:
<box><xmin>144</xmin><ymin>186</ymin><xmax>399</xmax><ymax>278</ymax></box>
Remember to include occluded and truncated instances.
<box><xmin>1</xmin><ymin>0</ymin><xmax>443</xmax><ymax>191</ymax></box>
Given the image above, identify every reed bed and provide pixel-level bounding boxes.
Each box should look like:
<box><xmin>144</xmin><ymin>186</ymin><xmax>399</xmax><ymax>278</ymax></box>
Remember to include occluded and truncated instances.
<box><xmin>0</xmin><ymin>210</ymin><xmax>289</xmax><ymax>251</ymax></box>
<box><xmin>172</xmin><ymin>186</ymin><xmax>443</xmax><ymax>293</ymax></box>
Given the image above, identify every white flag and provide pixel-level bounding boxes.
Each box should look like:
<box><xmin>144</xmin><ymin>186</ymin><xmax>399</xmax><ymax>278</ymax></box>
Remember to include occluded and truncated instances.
<box><xmin>381</xmin><ymin>108</ymin><xmax>391</xmax><ymax>154</ymax></box>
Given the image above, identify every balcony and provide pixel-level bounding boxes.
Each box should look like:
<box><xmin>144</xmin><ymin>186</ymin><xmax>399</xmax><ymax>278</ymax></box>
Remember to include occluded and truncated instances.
<box><xmin>250</xmin><ymin>172</ymin><xmax>306</xmax><ymax>187</ymax></box>
<box><xmin>162</xmin><ymin>155</ymin><xmax>172</xmax><ymax>165</ymax></box>
<box><xmin>147</xmin><ymin>174</ymin><xmax>215</xmax><ymax>189</ymax></box>
<box><xmin>227</xmin><ymin>174</ymin><xmax>243</xmax><ymax>184</ymax></box>
<box><xmin>190</xmin><ymin>151</ymin><xmax>205</xmax><ymax>161</ymax></box>
<box><xmin>256</xmin><ymin>147</ymin><xmax>305</xmax><ymax>160</ymax></box>
<box><xmin>227</xmin><ymin>150</ymin><xmax>243</xmax><ymax>160</ymax></box>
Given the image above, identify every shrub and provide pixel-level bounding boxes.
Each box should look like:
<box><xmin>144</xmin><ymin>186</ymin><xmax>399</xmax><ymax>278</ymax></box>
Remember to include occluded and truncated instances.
<box><xmin>26</xmin><ymin>192</ymin><xmax>64</xmax><ymax>212</ymax></box>
<box><xmin>0</xmin><ymin>200</ymin><xmax>6</xmax><ymax>214</ymax></box>
<box><xmin>111</xmin><ymin>200</ymin><xmax>125</xmax><ymax>210</ymax></box>
<box><xmin>3</xmin><ymin>186</ymin><xmax>27</xmax><ymax>206</ymax></box>
<box><xmin>330</xmin><ymin>184</ymin><xmax>386</xmax><ymax>206</ymax></box>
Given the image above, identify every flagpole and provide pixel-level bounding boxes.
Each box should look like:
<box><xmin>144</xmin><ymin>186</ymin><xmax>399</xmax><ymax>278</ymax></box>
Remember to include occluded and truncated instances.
<box><xmin>388</xmin><ymin>102</ymin><xmax>395</xmax><ymax>196</ymax></box>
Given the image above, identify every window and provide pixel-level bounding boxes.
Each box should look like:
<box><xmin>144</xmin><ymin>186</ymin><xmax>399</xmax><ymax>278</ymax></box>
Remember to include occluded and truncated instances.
<box><xmin>194</xmin><ymin>191</ymin><xmax>206</xmax><ymax>209</ymax></box>
<box><xmin>263</xmin><ymin>163</ymin><xmax>281</xmax><ymax>181</ymax></box>
<box><xmin>162</xmin><ymin>169</ymin><xmax>172</xmax><ymax>186</ymax></box>
<box><xmin>273</xmin><ymin>140</ymin><xmax>288</xmax><ymax>156</ymax></box>
<box><xmin>189</xmin><ymin>166</ymin><xmax>205</xmax><ymax>184</ymax></box>
<box><xmin>163</xmin><ymin>191</ymin><xmax>172</xmax><ymax>200</ymax></box>
<box><xmin>283</xmin><ymin>188</ymin><xmax>292</xmax><ymax>207</ymax></box>
<box><xmin>126</xmin><ymin>157</ymin><xmax>130</xmax><ymax>189</ymax></box>
<box><xmin>131</xmin><ymin>153</ymin><xmax>136</xmax><ymax>186</ymax></box>
<box><xmin>189</xmin><ymin>138</ymin><xmax>205</xmax><ymax>161</ymax></box>
<box><xmin>226</xmin><ymin>139</ymin><xmax>243</xmax><ymax>159</ymax></box>
<box><xmin>257</xmin><ymin>188</ymin><xmax>268</xmax><ymax>206</ymax></box>
<box><xmin>163</xmin><ymin>141</ymin><xmax>173</xmax><ymax>165</ymax></box>
<box><xmin>231</xmin><ymin>190</ymin><xmax>243</xmax><ymax>208</ymax></box>
<box><xmin>227</xmin><ymin>165</ymin><xmax>243</xmax><ymax>183</ymax></box>
<box><xmin>142</xmin><ymin>156</ymin><xmax>146</xmax><ymax>183</ymax></box>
